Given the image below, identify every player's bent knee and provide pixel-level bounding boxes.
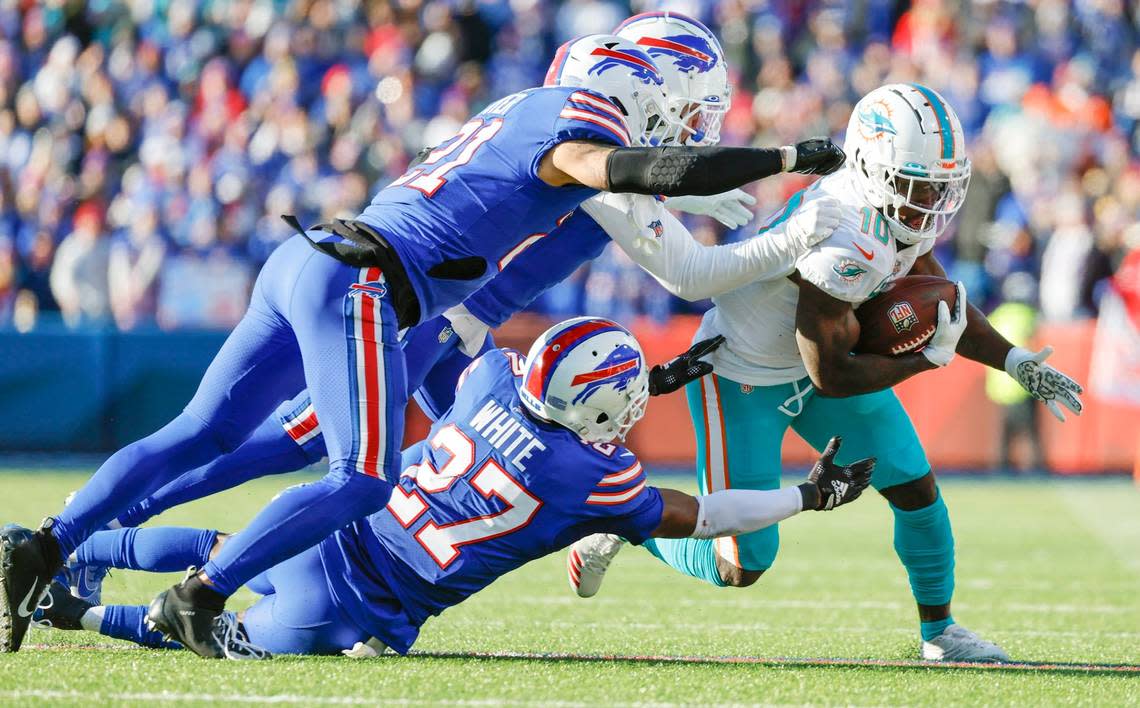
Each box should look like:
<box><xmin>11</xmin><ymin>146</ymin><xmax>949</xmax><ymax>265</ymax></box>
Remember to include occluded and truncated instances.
<box><xmin>715</xmin><ymin>555</ymin><xmax>765</xmax><ymax>587</ymax></box>
<box><xmin>879</xmin><ymin>471</ymin><xmax>937</xmax><ymax>511</ymax></box>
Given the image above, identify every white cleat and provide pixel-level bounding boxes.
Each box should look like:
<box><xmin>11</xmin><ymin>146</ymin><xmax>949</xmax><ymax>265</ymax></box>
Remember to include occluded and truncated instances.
<box><xmin>567</xmin><ymin>533</ymin><xmax>624</xmax><ymax>598</ymax></box>
<box><xmin>921</xmin><ymin>624</ymin><xmax>1010</xmax><ymax>662</ymax></box>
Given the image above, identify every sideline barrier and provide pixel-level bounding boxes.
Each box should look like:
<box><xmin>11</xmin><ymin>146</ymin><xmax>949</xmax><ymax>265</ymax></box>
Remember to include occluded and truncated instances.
<box><xmin>1</xmin><ymin>318</ymin><xmax>1135</xmax><ymax>472</ymax></box>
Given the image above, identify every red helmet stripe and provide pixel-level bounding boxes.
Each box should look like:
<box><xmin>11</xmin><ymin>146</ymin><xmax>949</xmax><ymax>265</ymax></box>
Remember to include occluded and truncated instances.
<box><xmin>570</xmin><ymin>359</ymin><xmax>638</xmax><ymax>386</ymax></box>
<box><xmin>635</xmin><ymin>35</ymin><xmax>712</xmax><ymax>62</ymax></box>
<box><xmin>589</xmin><ymin>47</ymin><xmax>657</xmax><ymax>73</ymax></box>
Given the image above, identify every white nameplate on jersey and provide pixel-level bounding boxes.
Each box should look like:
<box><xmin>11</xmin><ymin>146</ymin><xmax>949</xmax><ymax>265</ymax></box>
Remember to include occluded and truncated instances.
<box><xmin>469</xmin><ymin>400</ymin><xmax>547</xmax><ymax>471</ymax></box>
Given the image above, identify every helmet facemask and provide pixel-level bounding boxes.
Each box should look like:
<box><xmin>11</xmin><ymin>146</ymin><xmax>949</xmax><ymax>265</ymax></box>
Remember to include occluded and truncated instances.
<box><xmin>853</xmin><ymin>151</ymin><xmax>971</xmax><ymax>244</ymax></box>
<box><xmin>666</xmin><ymin>92</ymin><xmax>729</xmax><ymax>145</ymax></box>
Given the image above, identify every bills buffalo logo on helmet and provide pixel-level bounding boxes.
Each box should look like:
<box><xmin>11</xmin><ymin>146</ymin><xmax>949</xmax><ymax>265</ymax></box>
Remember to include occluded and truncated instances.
<box><xmin>636</xmin><ymin>34</ymin><xmax>717</xmax><ymax>74</ymax></box>
<box><xmin>588</xmin><ymin>46</ymin><xmax>664</xmax><ymax>86</ymax></box>
<box><xmin>888</xmin><ymin>301</ymin><xmax>919</xmax><ymax>333</ymax></box>
<box><xmin>570</xmin><ymin>344</ymin><xmax>642</xmax><ymax>405</ymax></box>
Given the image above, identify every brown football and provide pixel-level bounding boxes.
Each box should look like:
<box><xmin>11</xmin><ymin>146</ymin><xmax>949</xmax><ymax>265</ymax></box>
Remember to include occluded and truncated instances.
<box><xmin>853</xmin><ymin>275</ymin><xmax>957</xmax><ymax>357</ymax></box>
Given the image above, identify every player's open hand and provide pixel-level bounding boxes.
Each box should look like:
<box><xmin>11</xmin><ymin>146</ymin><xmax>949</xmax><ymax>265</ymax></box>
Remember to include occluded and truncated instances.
<box><xmin>785</xmin><ymin>138</ymin><xmax>846</xmax><ymax>176</ymax></box>
<box><xmin>666</xmin><ymin>189</ymin><xmax>757</xmax><ymax>229</ymax></box>
<box><xmin>799</xmin><ymin>436</ymin><xmax>875</xmax><ymax>511</ymax></box>
<box><xmin>786</xmin><ymin>196</ymin><xmax>843</xmax><ymax>250</ymax></box>
<box><xmin>648</xmin><ymin>335</ymin><xmax>725</xmax><ymax>396</ymax></box>
<box><xmin>1005</xmin><ymin>346</ymin><xmax>1084</xmax><ymax>422</ymax></box>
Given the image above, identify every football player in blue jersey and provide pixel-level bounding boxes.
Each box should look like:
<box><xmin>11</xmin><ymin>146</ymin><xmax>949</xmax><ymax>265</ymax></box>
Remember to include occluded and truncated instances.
<box><xmin>79</xmin><ymin>19</ymin><xmax>838</xmax><ymax>533</ymax></box>
<box><xmin>55</xmin><ymin>21</ymin><xmax>843</xmax><ymax>605</ymax></box>
<box><xmin>29</xmin><ymin>318</ymin><xmax>874</xmax><ymax>659</ymax></box>
<box><xmin>1</xmin><ymin>33</ymin><xmax>847</xmax><ymax>657</ymax></box>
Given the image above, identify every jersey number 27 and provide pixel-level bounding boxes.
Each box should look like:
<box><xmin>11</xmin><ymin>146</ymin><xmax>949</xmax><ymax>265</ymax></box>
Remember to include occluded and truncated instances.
<box><xmin>391</xmin><ymin>118</ymin><xmax>505</xmax><ymax>198</ymax></box>
<box><xmin>387</xmin><ymin>424</ymin><xmax>542</xmax><ymax>568</ymax></box>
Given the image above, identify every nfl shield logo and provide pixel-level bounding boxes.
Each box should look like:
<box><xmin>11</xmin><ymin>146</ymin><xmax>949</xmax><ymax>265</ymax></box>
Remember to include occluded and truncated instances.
<box><xmin>888</xmin><ymin>301</ymin><xmax>919</xmax><ymax>333</ymax></box>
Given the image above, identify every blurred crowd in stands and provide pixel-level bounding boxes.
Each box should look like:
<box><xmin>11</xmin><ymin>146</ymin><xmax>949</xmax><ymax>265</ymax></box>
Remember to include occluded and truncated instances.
<box><xmin>0</xmin><ymin>0</ymin><xmax>1138</xmax><ymax>331</ymax></box>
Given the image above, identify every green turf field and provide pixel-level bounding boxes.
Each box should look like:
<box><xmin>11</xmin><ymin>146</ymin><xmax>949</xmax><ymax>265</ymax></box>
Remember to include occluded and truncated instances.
<box><xmin>2</xmin><ymin>469</ymin><xmax>1137</xmax><ymax>706</ymax></box>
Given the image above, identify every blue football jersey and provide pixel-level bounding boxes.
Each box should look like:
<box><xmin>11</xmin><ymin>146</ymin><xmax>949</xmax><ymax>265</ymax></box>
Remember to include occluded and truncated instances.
<box><xmin>356</xmin><ymin>87</ymin><xmax>631</xmax><ymax>324</ymax></box>
<box><xmin>319</xmin><ymin>348</ymin><xmax>663</xmax><ymax>654</ymax></box>
<box><xmin>462</xmin><ymin>209</ymin><xmax>611</xmax><ymax>328</ymax></box>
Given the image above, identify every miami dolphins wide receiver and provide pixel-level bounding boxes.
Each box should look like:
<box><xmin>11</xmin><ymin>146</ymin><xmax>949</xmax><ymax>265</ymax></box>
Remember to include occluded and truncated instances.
<box><xmin>568</xmin><ymin>84</ymin><xmax>1083</xmax><ymax>662</ymax></box>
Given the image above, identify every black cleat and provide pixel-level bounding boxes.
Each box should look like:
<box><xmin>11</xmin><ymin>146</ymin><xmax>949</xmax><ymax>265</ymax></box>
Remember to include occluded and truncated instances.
<box><xmin>1</xmin><ymin>522</ymin><xmax>64</xmax><ymax>652</ymax></box>
<box><xmin>146</xmin><ymin>569</ymin><xmax>228</xmax><ymax>659</ymax></box>
<box><xmin>32</xmin><ymin>581</ymin><xmax>93</xmax><ymax>631</ymax></box>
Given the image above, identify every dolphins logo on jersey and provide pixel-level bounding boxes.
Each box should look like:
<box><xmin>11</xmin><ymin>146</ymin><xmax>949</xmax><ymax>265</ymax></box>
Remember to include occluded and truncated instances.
<box><xmin>570</xmin><ymin>345</ymin><xmax>643</xmax><ymax>404</ymax></box>
<box><xmin>637</xmin><ymin>34</ymin><xmax>717</xmax><ymax>74</ymax></box>
<box><xmin>588</xmin><ymin>47</ymin><xmax>664</xmax><ymax>86</ymax></box>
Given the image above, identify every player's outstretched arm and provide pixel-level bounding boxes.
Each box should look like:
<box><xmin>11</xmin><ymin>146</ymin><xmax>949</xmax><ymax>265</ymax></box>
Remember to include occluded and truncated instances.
<box><xmin>651</xmin><ymin>437</ymin><xmax>874</xmax><ymax>538</ymax></box>
<box><xmin>582</xmin><ymin>194</ymin><xmax>843</xmax><ymax>299</ymax></box>
<box><xmin>912</xmin><ymin>253</ymin><xmax>1084</xmax><ymax>421</ymax></box>
<box><xmin>795</xmin><ymin>277</ymin><xmax>937</xmax><ymax>397</ymax></box>
<box><xmin>539</xmin><ymin>138</ymin><xmax>846</xmax><ymax>194</ymax></box>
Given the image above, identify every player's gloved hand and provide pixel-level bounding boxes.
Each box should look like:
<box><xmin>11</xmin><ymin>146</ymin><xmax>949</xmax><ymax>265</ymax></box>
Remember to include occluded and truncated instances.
<box><xmin>442</xmin><ymin>304</ymin><xmax>491</xmax><ymax>357</ymax></box>
<box><xmin>781</xmin><ymin>138</ymin><xmax>846</xmax><ymax>176</ymax></box>
<box><xmin>784</xmin><ymin>195</ymin><xmax>844</xmax><ymax>250</ymax></box>
<box><xmin>627</xmin><ymin>193</ymin><xmax>666</xmax><ymax>254</ymax></box>
<box><xmin>666</xmin><ymin>189</ymin><xmax>757</xmax><ymax>229</ymax></box>
<box><xmin>1005</xmin><ymin>346</ymin><xmax>1084</xmax><ymax>422</ymax></box>
<box><xmin>797</xmin><ymin>436</ymin><xmax>875</xmax><ymax>511</ymax></box>
<box><xmin>921</xmin><ymin>281</ymin><xmax>968</xmax><ymax>367</ymax></box>
<box><xmin>648</xmin><ymin>335</ymin><xmax>725</xmax><ymax>396</ymax></box>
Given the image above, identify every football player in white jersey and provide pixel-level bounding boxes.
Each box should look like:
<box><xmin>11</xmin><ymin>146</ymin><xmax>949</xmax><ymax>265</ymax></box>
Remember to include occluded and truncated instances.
<box><xmin>568</xmin><ymin>84</ymin><xmax>1083</xmax><ymax>662</ymax></box>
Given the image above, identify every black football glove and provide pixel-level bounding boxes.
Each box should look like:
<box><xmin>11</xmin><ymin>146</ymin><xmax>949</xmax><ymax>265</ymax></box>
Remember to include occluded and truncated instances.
<box><xmin>797</xmin><ymin>436</ymin><xmax>875</xmax><ymax>511</ymax></box>
<box><xmin>789</xmin><ymin>138</ymin><xmax>846</xmax><ymax>176</ymax></box>
<box><xmin>647</xmin><ymin>335</ymin><xmax>725</xmax><ymax>396</ymax></box>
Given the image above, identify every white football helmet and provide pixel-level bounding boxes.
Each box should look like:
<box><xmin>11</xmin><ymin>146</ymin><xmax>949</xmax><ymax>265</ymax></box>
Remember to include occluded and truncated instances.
<box><xmin>615</xmin><ymin>12</ymin><xmax>730</xmax><ymax>145</ymax></box>
<box><xmin>545</xmin><ymin>34</ymin><xmax>678</xmax><ymax>147</ymax></box>
<box><xmin>844</xmin><ymin>84</ymin><xmax>971</xmax><ymax>245</ymax></box>
<box><xmin>520</xmin><ymin>317</ymin><xmax>650</xmax><ymax>444</ymax></box>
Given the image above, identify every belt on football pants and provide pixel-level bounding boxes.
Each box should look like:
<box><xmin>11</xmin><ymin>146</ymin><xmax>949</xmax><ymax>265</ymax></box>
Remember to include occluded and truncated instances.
<box><xmin>282</xmin><ymin>214</ymin><xmax>421</xmax><ymax>330</ymax></box>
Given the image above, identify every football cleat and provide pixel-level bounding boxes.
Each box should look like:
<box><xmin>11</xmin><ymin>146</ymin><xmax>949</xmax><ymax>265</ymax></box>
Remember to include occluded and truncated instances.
<box><xmin>146</xmin><ymin>568</ymin><xmax>228</xmax><ymax>659</ymax></box>
<box><xmin>921</xmin><ymin>624</ymin><xmax>1010</xmax><ymax>662</ymax></box>
<box><xmin>67</xmin><ymin>562</ymin><xmax>110</xmax><ymax>606</ymax></box>
<box><xmin>567</xmin><ymin>533</ymin><xmax>624</xmax><ymax>598</ymax></box>
<box><xmin>213</xmin><ymin>611</ymin><xmax>271</xmax><ymax>661</ymax></box>
<box><xmin>1</xmin><ymin>521</ymin><xmax>63</xmax><ymax>652</ymax></box>
<box><xmin>32</xmin><ymin>581</ymin><xmax>93</xmax><ymax>631</ymax></box>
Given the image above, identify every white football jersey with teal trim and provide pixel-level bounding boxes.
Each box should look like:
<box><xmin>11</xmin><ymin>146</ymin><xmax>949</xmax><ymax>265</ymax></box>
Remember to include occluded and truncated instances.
<box><xmin>695</xmin><ymin>169</ymin><xmax>934</xmax><ymax>386</ymax></box>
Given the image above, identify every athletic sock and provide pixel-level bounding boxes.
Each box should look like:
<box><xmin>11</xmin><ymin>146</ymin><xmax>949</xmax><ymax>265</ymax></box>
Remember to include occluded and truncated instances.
<box><xmin>51</xmin><ymin>412</ymin><xmax>225</xmax><ymax>556</ymax></box>
<box><xmin>74</xmin><ymin>527</ymin><xmax>219</xmax><ymax>572</ymax></box>
<box><xmin>921</xmin><ymin>616</ymin><xmax>956</xmax><ymax>641</ymax></box>
<box><xmin>99</xmin><ymin>605</ymin><xmax>180</xmax><ymax>649</ymax></box>
<box><xmin>891</xmin><ymin>488</ymin><xmax>956</xmax><ymax>631</ymax></box>
<box><xmin>115</xmin><ymin>414</ymin><xmax>322</xmax><ymax>528</ymax></box>
<box><xmin>201</xmin><ymin>467</ymin><xmax>392</xmax><ymax>596</ymax></box>
<box><xmin>642</xmin><ymin>537</ymin><xmax>728</xmax><ymax>587</ymax></box>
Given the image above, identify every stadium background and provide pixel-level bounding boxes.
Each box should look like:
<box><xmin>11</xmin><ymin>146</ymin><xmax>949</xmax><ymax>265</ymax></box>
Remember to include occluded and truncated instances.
<box><xmin>0</xmin><ymin>0</ymin><xmax>1137</xmax><ymax>473</ymax></box>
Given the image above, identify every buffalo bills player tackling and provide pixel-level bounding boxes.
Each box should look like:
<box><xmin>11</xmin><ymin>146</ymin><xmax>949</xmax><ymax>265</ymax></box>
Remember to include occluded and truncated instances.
<box><xmin>66</xmin><ymin>19</ymin><xmax>842</xmax><ymax>551</ymax></box>
<box><xmin>1</xmin><ymin>33</ymin><xmax>846</xmax><ymax>657</ymax></box>
<box><xmin>29</xmin><ymin>318</ymin><xmax>874</xmax><ymax>658</ymax></box>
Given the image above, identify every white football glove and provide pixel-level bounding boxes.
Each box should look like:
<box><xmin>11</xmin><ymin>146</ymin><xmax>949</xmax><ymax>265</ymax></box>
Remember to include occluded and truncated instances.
<box><xmin>666</xmin><ymin>189</ymin><xmax>757</xmax><ymax>229</ymax></box>
<box><xmin>442</xmin><ymin>303</ymin><xmax>491</xmax><ymax>357</ymax></box>
<box><xmin>784</xmin><ymin>196</ymin><xmax>843</xmax><ymax>251</ymax></box>
<box><xmin>1004</xmin><ymin>346</ymin><xmax>1084</xmax><ymax>422</ymax></box>
<box><xmin>921</xmin><ymin>281</ymin><xmax>968</xmax><ymax>367</ymax></box>
<box><xmin>626</xmin><ymin>193</ymin><xmax>666</xmax><ymax>254</ymax></box>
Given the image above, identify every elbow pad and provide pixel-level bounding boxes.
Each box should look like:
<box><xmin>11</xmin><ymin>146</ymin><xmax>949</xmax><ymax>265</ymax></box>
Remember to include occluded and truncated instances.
<box><xmin>606</xmin><ymin>146</ymin><xmax>784</xmax><ymax>197</ymax></box>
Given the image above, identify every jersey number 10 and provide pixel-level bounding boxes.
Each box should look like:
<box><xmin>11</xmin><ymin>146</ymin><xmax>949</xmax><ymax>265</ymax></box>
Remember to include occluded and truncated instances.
<box><xmin>387</xmin><ymin>424</ymin><xmax>543</xmax><ymax>568</ymax></box>
<box><xmin>391</xmin><ymin>118</ymin><xmax>505</xmax><ymax>198</ymax></box>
